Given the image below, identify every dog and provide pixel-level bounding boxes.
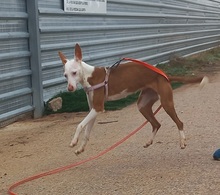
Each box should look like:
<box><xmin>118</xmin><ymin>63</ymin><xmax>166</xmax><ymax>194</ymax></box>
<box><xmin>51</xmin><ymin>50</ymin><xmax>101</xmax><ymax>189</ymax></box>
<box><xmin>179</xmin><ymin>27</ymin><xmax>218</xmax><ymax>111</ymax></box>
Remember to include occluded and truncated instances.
<box><xmin>58</xmin><ymin>43</ymin><xmax>208</xmax><ymax>154</ymax></box>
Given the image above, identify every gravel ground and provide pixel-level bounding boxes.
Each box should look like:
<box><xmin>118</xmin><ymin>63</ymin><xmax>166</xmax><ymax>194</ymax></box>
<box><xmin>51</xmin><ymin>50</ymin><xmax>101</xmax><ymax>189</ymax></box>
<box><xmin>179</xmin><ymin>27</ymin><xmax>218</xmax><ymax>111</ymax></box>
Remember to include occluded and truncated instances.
<box><xmin>0</xmin><ymin>72</ymin><xmax>220</xmax><ymax>195</ymax></box>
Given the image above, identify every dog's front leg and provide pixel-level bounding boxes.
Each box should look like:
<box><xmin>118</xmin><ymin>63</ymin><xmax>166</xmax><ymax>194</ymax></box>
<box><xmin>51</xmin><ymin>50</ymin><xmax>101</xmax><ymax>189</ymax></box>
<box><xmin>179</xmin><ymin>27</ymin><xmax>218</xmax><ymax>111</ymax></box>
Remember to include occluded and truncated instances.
<box><xmin>70</xmin><ymin>108</ymin><xmax>98</xmax><ymax>153</ymax></box>
<box><xmin>74</xmin><ymin>93</ymin><xmax>96</xmax><ymax>154</ymax></box>
<box><xmin>75</xmin><ymin>117</ymin><xmax>96</xmax><ymax>155</ymax></box>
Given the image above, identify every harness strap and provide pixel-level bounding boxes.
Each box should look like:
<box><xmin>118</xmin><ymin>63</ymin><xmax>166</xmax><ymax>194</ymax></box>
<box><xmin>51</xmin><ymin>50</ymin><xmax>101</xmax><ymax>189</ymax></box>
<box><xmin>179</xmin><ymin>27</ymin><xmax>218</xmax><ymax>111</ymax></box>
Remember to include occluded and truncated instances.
<box><xmin>122</xmin><ymin>58</ymin><xmax>169</xmax><ymax>81</ymax></box>
<box><xmin>84</xmin><ymin>68</ymin><xmax>110</xmax><ymax>100</ymax></box>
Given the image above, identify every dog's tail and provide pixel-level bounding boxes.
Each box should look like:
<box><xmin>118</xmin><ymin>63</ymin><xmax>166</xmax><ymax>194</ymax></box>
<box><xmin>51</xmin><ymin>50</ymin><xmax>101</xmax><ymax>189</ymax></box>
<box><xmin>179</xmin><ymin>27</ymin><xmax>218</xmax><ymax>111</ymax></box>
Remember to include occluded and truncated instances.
<box><xmin>168</xmin><ymin>75</ymin><xmax>209</xmax><ymax>89</ymax></box>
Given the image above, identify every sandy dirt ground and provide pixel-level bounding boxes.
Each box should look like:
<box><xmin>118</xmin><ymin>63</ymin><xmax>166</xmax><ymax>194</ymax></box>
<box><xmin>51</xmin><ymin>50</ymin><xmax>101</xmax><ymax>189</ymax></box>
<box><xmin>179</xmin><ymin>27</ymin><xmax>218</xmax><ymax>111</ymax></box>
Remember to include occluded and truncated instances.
<box><xmin>1</xmin><ymin>71</ymin><xmax>220</xmax><ymax>195</ymax></box>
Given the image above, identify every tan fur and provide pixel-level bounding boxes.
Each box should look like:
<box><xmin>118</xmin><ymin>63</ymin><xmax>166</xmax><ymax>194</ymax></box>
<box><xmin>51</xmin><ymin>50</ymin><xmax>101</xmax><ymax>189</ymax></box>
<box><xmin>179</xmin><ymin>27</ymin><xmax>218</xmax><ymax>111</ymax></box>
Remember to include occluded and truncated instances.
<box><xmin>87</xmin><ymin>63</ymin><xmax>205</xmax><ymax>112</ymax></box>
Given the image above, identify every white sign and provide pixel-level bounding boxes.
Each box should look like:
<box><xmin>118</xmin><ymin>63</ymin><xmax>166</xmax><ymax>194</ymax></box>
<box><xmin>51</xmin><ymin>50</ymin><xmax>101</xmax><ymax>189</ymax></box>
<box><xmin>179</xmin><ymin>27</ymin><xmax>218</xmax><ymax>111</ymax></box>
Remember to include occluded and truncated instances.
<box><xmin>64</xmin><ymin>0</ymin><xmax>107</xmax><ymax>14</ymax></box>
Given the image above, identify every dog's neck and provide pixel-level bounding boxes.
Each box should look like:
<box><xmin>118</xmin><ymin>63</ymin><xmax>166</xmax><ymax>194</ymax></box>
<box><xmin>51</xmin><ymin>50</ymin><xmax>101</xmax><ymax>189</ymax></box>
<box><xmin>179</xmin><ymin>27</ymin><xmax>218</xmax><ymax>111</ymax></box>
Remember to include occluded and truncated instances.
<box><xmin>80</xmin><ymin>61</ymin><xmax>95</xmax><ymax>87</ymax></box>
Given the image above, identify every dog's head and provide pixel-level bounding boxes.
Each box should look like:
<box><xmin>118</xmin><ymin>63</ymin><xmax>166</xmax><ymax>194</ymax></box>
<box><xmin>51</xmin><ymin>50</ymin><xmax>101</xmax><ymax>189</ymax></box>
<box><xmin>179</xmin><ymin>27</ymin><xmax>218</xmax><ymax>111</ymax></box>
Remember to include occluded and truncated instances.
<box><xmin>58</xmin><ymin>44</ymin><xmax>83</xmax><ymax>92</ymax></box>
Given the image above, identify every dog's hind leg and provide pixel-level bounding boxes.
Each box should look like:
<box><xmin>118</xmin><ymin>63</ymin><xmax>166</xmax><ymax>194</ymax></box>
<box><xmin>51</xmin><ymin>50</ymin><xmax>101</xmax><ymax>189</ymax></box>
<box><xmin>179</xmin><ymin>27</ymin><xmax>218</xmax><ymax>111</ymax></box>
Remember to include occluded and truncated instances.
<box><xmin>158</xmin><ymin>82</ymin><xmax>186</xmax><ymax>149</ymax></box>
<box><xmin>137</xmin><ymin>88</ymin><xmax>161</xmax><ymax>148</ymax></box>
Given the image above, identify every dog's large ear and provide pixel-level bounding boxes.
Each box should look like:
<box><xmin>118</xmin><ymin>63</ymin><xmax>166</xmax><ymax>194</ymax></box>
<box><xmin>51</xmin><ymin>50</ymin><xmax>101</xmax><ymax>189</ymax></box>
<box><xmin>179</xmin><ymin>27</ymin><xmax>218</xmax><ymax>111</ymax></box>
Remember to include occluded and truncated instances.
<box><xmin>58</xmin><ymin>51</ymin><xmax>67</xmax><ymax>65</ymax></box>
<box><xmin>74</xmin><ymin>43</ymin><xmax>82</xmax><ymax>62</ymax></box>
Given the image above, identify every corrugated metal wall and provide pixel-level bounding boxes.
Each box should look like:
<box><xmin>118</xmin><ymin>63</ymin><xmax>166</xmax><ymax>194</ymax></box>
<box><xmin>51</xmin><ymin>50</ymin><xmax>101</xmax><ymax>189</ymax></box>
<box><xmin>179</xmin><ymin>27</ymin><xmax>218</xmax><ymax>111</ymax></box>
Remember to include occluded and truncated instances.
<box><xmin>0</xmin><ymin>0</ymin><xmax>33</xmax><ymax>126</ymax></box>
<box><xmin>39</xmin><ymin>0</ymin><xmax>220</xmax><ymax>101</ymax></box>
<box><xmin>1</xmin><ymin>0</ymin><xmax>220</xmax><ymax>126</ymax></box>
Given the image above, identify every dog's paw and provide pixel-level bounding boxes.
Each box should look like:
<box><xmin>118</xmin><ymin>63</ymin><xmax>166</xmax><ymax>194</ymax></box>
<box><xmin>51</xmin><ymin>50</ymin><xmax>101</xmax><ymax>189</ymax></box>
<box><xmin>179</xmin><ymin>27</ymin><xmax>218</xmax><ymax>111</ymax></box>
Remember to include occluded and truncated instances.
<box><xmin>74</xmin><ymin>148</ymin><xmax>84</xmax><ymax>155</ymax></box>
<box><xmin>143</xmin><ymin>140</ymin><xmax>153</xmax><ymax>148</ymax></box>
<box><xmin>70</xmin><ymin>138</ymin><xmax>78</xmax><ymax>147</ymax></box>
<box><xmin>180</xmin><ymin>142</ymin><xmax>187</xmax><ymax>149</ymax></box>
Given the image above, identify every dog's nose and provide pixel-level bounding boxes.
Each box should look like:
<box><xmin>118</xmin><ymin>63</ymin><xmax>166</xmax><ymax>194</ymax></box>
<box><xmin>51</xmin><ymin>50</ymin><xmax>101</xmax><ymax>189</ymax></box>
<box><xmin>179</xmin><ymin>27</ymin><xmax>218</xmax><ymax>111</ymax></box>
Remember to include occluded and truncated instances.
<box><xmin>68</xmin><ymin>84</ymin><xmax>74</xmax><ymax>91</ymax></box>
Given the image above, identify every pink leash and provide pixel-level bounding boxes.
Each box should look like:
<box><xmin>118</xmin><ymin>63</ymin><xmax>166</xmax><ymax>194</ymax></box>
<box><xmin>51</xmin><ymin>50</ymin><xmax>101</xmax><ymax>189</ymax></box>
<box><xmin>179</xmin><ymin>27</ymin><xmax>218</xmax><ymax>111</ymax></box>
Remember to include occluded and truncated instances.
<box><xmin>8</xmin><ymin>105</ymin><xmax>162</xmax><ymax>195</ymax></box>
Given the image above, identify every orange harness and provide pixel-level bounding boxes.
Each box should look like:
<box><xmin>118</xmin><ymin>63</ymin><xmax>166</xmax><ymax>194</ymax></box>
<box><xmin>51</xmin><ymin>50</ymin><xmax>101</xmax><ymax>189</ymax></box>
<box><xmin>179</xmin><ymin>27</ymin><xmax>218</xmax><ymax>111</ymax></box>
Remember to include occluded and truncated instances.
<box><xmin>122</xmin><ymin>58</ymin><xmax>169</xmax><ymax>81</ymax></box>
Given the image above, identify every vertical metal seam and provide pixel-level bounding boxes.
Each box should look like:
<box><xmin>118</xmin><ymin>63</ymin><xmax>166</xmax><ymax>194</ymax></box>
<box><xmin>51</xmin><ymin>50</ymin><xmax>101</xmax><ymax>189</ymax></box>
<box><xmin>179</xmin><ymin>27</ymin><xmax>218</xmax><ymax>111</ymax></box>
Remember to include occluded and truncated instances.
<box><xmin>26</xmin><ymin>0</ymin><xmax>44</xmax><ymax>118</ymax></box>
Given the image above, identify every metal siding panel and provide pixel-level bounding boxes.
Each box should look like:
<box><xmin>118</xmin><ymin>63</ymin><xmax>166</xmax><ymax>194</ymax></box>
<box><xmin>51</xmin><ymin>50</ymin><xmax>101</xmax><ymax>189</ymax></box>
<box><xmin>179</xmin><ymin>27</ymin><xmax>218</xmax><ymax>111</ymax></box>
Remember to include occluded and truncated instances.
<box><xmin>0</xmin><ymin>0</ymin><xmax>33</xmax><ymax>123</ymax></box>
<box><xmin>1</xmin><ymin>0</ymin><xmax>219</xmax><ymax>125</ymax></box>
<box><xmin>38</xmin><ymin>0</ymin><xmax>220</xmax><ymax>101</ymax></box>
<box><xmin>0</xmin><ymin>0</ymin><xmax>26</xmax><ymax>12</ymax></box>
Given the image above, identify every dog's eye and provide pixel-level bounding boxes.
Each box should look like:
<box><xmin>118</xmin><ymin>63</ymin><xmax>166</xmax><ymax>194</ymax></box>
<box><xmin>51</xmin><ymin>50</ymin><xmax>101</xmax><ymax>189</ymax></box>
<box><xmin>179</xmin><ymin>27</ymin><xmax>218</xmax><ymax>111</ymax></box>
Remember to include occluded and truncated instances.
<box><xmin>72</xmin><ymin>71</ymin><xmax>77</xmax><ymax>76</ymax></box>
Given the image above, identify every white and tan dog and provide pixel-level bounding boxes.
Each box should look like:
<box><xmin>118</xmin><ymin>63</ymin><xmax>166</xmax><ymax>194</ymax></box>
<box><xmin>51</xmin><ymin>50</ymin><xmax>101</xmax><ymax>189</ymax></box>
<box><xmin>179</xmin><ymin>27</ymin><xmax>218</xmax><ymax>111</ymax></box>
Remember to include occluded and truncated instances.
<box><xmin>58</xmin><ymin>43</ymin><xmax>208</xmax><ymax>154</ymax></box>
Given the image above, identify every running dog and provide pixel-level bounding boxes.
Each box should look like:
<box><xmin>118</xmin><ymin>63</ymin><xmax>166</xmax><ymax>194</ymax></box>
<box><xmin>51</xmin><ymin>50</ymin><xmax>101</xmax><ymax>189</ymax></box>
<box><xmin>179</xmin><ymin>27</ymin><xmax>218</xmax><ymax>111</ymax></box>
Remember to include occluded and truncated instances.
<box><xmin>58</xmin><ymin>43</ymin><xmax>208</xmax><ymax>154</ymax></box>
